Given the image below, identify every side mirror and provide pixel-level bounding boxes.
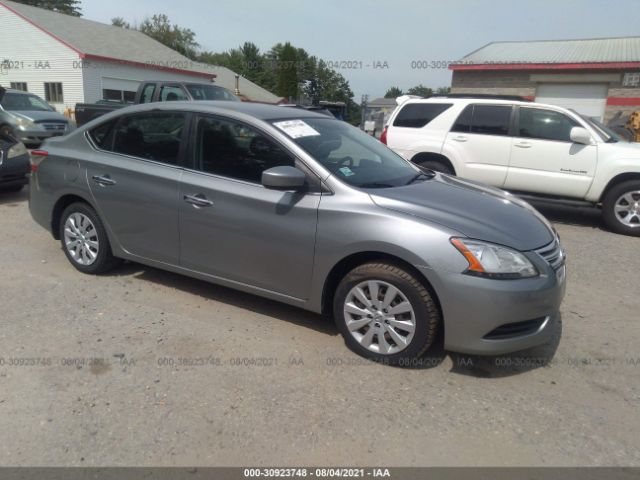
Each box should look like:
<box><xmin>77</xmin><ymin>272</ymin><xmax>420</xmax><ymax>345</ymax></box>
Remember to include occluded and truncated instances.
<box><xmin>570</xmin><ymin>126</ymin><xmax>592</xmax><ymax>145</ymax></box>
<box><xmin>262</xmin><ymin>166</ymin><xmax>306</xmax><ymax>191</ymax></box>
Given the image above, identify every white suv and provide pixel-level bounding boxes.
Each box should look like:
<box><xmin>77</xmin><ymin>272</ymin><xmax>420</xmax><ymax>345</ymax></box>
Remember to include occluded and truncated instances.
<box><xmin>382</xmin><ymin>95</ymin><xmax>640</xmax><ymax>236</ymax></box>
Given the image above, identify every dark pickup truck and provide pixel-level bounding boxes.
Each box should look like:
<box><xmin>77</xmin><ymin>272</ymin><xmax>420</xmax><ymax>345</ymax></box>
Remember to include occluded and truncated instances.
<box><xmin>75</xmin><ymin>81</ymin><xmax>240</xmax><ymax>126</ymax></box>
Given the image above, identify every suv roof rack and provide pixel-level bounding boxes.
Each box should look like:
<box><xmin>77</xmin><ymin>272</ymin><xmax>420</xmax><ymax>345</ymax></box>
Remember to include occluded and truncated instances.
<box><xmin>427</xmin><ymin>93</ymin><xmax>532</xmax><ymax>102</ymax></box>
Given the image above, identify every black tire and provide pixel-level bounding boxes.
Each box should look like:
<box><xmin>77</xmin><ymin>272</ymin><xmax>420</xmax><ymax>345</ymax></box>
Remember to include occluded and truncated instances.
<box><xmin>333</xmin><ymin>262</ymin><xmax>440</xmax><ymax>365</ymax></box>
<box><xmin>59</xmin><ymin>202</ymin><xmax>121</xmax><ymax>274</ymax></box>
<box><xmin>602</xmin><ymin>180</ymin><xmax>640</xmax><ymax>237</ymax></box>
<box><xmin>415</xmin><ymin>159</ymin><xmax>454</xmax><ymax>175</ymax></box>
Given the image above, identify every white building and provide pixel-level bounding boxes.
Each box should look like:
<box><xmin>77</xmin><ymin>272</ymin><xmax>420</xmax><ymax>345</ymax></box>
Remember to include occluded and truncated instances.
<box><xmin>0</xmin><ymin>0</ymin><xmax>283</xmax><ymax>113</ymax></box>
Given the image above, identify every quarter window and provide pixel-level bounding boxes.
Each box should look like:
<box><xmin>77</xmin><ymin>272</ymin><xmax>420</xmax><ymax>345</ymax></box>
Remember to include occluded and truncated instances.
<box><xmin>44</xmin><ymin>82</ymin><xmax>63</xmax><ymax>103</ymax></box>
<box><xmin>195</xmin><ymin>116</ymin><xmax>295</xmax><ymax>183</ymax></box>
<box><xmin>112</xmin><ymin>113</ymin><xmax>185</xmax><ymax>164</ymax></box>
<box><xmin>88</xmin><ymin>119</ymin><xmax>117</xmax><ymax>149</ymax></box>
<box><xmin>451</xmin><ymin>104</ymin><xmax>512</xmax><ymax>136</ymax></box>
<box><xmin>517</xmin><ymin>108</ymin><xmax>579</xmax><ymax>142</ymax></box>
<box><xmin>393</xmin><ymin>103</ymin><xmax>452</xmax><ymax>128</ymax></box>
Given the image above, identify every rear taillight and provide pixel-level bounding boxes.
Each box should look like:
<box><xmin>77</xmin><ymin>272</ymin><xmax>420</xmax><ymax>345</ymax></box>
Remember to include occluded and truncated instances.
<box><xmin>30</xmin><ymin>150</ymin><xmax>48</xmax><ymax>173</ymax></box>
<box><xmin>380</xmin><ymin>126</ymin><xmax>388</xmax><ymax>145</ymax></box>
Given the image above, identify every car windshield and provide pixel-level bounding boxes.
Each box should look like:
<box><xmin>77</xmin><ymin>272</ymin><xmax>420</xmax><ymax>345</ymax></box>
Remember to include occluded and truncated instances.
<box><xmin>0</xmin><ymin>92</ymin><xmax>52</xmax><ymax>111</ymax></box>
<box><xmin>185</xmin><ymin>84</ymin><xmax>240</xmax><ymax>102</ymax></box>
<box><xmin>575</xmin><ymin>111</ymin><xmax>622</xmax><ymax>143</ymax></box>
<box><xmin>273</xmin><ymin>117</ymin><xmax>425</xmax><ymax>188</ymax></box>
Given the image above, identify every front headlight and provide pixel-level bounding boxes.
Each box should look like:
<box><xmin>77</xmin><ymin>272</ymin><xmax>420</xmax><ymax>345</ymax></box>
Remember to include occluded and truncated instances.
<box><xmin>7</xmin><ymin>142</ymin><xmax>28</xmax><ymax>159</ymax></box>
<box><xmin>13</xmin><ymin>116</ymin><xmax>37</xmax><ymax>129</ymax></box>
<box><xmin>450</xmin><ymin>238</ymin><xmax>538</xmax><ymax>279</ymax></box>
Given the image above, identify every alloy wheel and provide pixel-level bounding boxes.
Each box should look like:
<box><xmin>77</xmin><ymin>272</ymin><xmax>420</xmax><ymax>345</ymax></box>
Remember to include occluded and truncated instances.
<box><xmin>343</xmin><ymin>280</ymin><xmax>416</xmax><ymax>355</ymax></box>
<box><xmin>614</xmin><ymin>190</ymin><xmax>640</xmax><ymax>228</ymax></box>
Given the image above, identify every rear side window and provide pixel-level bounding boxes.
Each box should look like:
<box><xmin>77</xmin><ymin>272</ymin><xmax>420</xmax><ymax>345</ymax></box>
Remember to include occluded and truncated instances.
<box><xmin>88</xmin><ymin>119</ymin><xmax>117</xmax><ymax>149</ymax></box>
<box><xmin>451</xmin><ymin>104</ymin><xmax>512</xmax><ymax>136</ymax></box>
<box><xmin>518</xmin><ymin>108</ymin><xmax>578</xmax><ymax>142</ymax></box>
<box><xmin>393</xmin><ymin>103</ymin><xmax>452</xmax><ymax>128</ymax></box>
<box><xmin>112</xmin><ymin>113</ymin><xmax>185</xmax><ymax>165</ymax></box>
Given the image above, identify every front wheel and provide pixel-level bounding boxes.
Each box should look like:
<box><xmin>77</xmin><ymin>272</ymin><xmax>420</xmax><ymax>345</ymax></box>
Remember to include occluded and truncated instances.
<box><xmin>333</xmin><ymin>262</ymin><xmax>440</xmax><ymax>365</ymax></box>
<box><xmin>602</xmin><ymin>180</ymin><xmax>640</xmax><ymax>236</ymax></box>
<box><xmin>59</xmin><ymin>202</ymin><xmax>121</xmax><ymax>274</ymax></box>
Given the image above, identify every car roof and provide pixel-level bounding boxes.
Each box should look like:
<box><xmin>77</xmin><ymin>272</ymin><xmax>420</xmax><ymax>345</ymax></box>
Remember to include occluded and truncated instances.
<box><xmin>117</xmin><ymin>100</ymin><xmax>331</xmax><ymax>121</ymax></box>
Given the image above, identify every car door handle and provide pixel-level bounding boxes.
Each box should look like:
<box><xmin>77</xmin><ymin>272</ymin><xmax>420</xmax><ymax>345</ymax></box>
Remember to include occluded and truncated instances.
<box><xmin>452</xmin><ymin>136</ymin><xmax>468</xmax><ymax>142</ymax></box>
<box><xmin>184</xmin><ymin>193</ymin><xmax>214</xmax><ymax>207</ymax></box>
<box><xmin>514</xmin><ymin>142</ymin><xmax>532</xmax><ymax>148</ymax></box>
<box><xmin>92</xmin><ymin>174</ymin><xmax>116</xmax><ymax>186</ymax></box>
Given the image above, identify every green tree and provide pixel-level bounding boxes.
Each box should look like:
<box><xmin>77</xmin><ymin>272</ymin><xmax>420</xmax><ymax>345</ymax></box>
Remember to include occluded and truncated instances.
<box><xmin>139</xmin><ymin>14</ymin><xmax>199</xmax><ymax>59</ymax></box>
<box><xmin>384</xmin><ymin>87</ymin><xmax>404</xmax><ymax>98</ymax></box>
<box><xmin>12</xmin><ymin>0</ymin><xmax>81</xmax><ymax>16</ymax></box>
<box><xmin>111</xmin><ymin>17</ymin><xmax>130</xmax><ymax>29</ymax></box>
<box><xmin>276</xmin><ymin>42</ymin><xmax>299</xmax><ymax>101</ymax></box>
<box><xmin>436</xmin><ymin>86</ymin><xmax>451</xmax><ymax>94</ymax></box>
<box><xmin>407</xmin><ymin>84</ymin><xmax>433</xmax><ymax>97</ymax></box>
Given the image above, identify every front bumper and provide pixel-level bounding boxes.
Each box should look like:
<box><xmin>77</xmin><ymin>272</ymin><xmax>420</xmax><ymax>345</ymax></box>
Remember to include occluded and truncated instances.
<box><xmin>15</xmin><ymin>127</ymin><xmax>67</xmax><ymax>145</ymax></box>
<box><xmin>421</xmin><ymin>253</ymin><xmax>566</xmax><ymax>355</ymax></box>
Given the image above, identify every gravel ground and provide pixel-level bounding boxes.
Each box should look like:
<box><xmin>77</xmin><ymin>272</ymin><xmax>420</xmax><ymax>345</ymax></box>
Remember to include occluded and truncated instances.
<box><xmin>0</xmin><ymin>187</ymin><xmax>638</xmax><ymax>467</ymax></box>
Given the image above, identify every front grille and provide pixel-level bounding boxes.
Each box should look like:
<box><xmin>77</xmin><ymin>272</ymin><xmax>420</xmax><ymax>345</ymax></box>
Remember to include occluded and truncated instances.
<box><xmin>536</xmin><ymin>237</ymin><xmax>565</xmax><ymax>271</ymax></box>
<box><xmin>34</xmin><ymin>120</ymin><xmax>67</xmax><ymax>132</ymax></box>
<box><xmin>484</xmin><ymin>317</ymin><xmax>547</xmax><ymax>340</ymax></box>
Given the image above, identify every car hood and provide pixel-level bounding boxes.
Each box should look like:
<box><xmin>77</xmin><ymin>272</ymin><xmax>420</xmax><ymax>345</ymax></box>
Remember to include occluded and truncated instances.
<box><xmin>9</xmin><ymin>110</ymin><xmax>69</xmax><ymax>122</ymax></box>
<box><xmin>369</xmin><ymin>174</ymin><xmax>555</xmax><ymax>251</ymax></box>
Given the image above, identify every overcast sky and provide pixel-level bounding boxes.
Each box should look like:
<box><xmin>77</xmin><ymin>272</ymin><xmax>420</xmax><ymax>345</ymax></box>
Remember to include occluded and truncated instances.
<box><xmin>80</xmin><ymin>0</ymin><xmax>640</xmax><ymax>100</ymax></box>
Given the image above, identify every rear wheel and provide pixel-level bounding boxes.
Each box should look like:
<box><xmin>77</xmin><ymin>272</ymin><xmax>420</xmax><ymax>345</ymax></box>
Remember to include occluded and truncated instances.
<box><xmin>333</xmin><ymin>262</ymin><xmax>440</xmax><ymax>365</ymax></box>
<box><xmin>602</xmin><ymin>180</ymin><xmax>640</xmax><ymax>236</ymax></box>
<box><xmin>59</xmin><ymin>202</ymin><xmax>121</xmax><ymax>274</ymax></box>
<box><xmin>415</xmin><ymin>159</ymin><xmax>454</xmax><ymax>175</ymax></box>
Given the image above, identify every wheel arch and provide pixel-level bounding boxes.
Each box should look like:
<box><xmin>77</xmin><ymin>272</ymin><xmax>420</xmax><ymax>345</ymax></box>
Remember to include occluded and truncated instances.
<box><xmin>410</xmin><ymin>152</ymin><xmax>456</xmax><ymax>175</ymax></box>
<box><xmin>50</xmin><ymin>193</ymin><xmax>96</xmax><ymax>240</ymax></box>
<box><xmin>599</xmin><ymin>172</ymin><xmax>640</xmax><ymax>203</ymax></box>
<box><xmin>320</xmin><ymin>251</ymin><xmax>443</xmax><ymax>320</ymax></box>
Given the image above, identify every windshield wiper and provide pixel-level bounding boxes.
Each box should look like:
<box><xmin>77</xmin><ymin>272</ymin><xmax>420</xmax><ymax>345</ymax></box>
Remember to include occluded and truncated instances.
<box><xmin>359</xmin><ymin>182</ymin><xmax>395</xmax><ymax>189</ymax></box>
<box><xmin>405</xmin><ymin>171</ymin><xmax>434</xmax><ymax>185</ymax></box>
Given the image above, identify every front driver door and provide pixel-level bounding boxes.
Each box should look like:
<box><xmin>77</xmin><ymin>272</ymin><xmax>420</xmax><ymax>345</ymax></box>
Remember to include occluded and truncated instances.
<box><xmin>504</xmin><ymin>107</ymin><xmax>597</xmax><ymax>198</ymax></box>
<box><xmin>179</xmin><ymin>114</ymin><xmax>320</xmax><ymax>300</ymax></box>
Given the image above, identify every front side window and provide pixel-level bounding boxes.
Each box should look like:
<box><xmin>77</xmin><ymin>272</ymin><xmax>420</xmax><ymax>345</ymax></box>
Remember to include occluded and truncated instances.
<box><xmin>451</xmin><ymin>104</ymin><xmax>512</xmax><ymax>136</ymax></box>
<box><xmin>112</xmin><ymin>113</ymin><xmax>185</xmax><ymax>164</ymax></box>
<box><xmin>277</xmin><ymin>117</ymin><xmax>421</xmax><ymax>188</ymax></box>
<box><xmin>393</xmin><ymin>103</ymin><xmax>452</xmax><ymax>128</ymax></box>
<box><xmin>518</xmin><ymin>108</ymin><xmax>578</xmax><ymax>142</ymax></box>
<box><xmin>159</xmin><ymin>85</ymin><xmax>188</xmax><ymax>102</ymax></box>
<box><xmin>44</xmin><ymin>82</ymin><xmax>63</xmax><ymax>103</ymax></box>
<box><xmin>195</xmin><ymin>116</ymin><xmax>294</xmax><ymax>183</ymax></box>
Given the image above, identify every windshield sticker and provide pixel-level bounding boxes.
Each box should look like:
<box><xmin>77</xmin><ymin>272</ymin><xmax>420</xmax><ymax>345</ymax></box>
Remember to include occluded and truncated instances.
<box><xmin>339</xmin><ymin>167</ymin><xmax>355</xmax><ymax>177</ymax></box>
<box><xmin>273</xmin><ymin>119</ymin><xmax>320</xmax><ymax>139</ymax></box>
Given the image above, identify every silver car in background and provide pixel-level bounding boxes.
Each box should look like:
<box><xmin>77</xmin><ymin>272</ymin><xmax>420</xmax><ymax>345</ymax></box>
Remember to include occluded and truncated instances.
<box><xmin>29</xmin><ymin>101</ymin><xmax>566</xmax><ymax>364</ymax></box>
<box><xmin>0</xmin><ymin>87</ymin><xmax>74</xmax><ymax>146</ymax></box>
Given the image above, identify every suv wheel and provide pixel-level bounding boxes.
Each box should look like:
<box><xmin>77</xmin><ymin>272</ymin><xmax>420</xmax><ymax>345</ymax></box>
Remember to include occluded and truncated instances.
<box><xmin>333</xmin><ymin>262</ymin><xmax>440</xmax><ymax>364</ymax></box>
<box><xmin>602</xmin><ymin>180</ymin><xmax>640</xmax><ymax>236</ymax></box>
<box><xmin>415</xmin><ymin>159</ymin><xmax>454</xmax><ymax>175</ymax></box>
<box><xmin>59</xmin><ymin>202</ymin><xmax>121</xmax><ymax>274</ymax></box>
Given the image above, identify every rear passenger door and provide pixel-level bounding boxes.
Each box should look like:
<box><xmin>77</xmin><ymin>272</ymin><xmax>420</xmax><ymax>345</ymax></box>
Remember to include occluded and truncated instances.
<box><xmin>178</xmin><ymin>114</ymin><xmax>321</xmax><ymax>300</ymax></box>
<box><xmin>443</xmin><ymin>104</ymin><xmax>514</xmax><ymax>187</ymax></box>
<box><xmin>86</xmin><ymin>112</ymin><xmax>187</xmax><ymax>264</ymax></box>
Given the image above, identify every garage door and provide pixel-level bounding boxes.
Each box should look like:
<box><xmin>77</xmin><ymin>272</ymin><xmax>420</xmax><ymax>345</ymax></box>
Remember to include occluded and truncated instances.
<box><xmin>535</xmin><ymin>84</ymin><xmax>608</xmax><ymax>121</ymax></box>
